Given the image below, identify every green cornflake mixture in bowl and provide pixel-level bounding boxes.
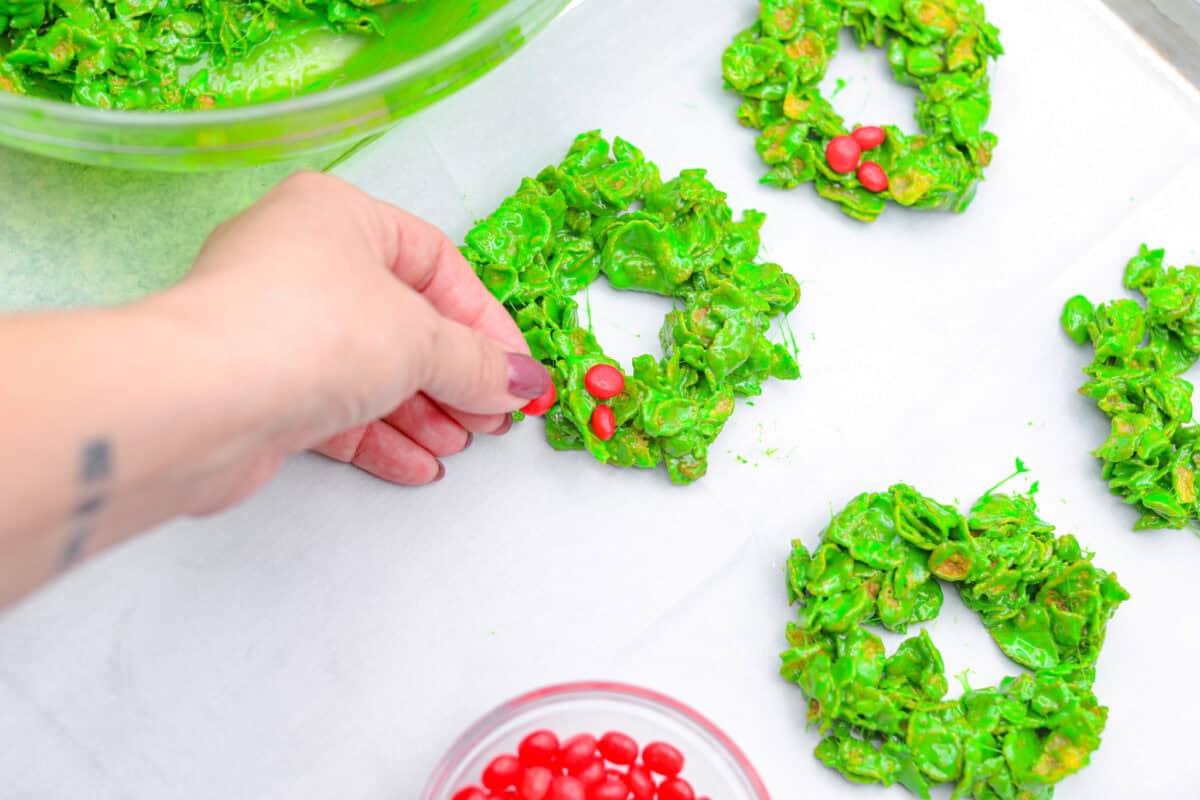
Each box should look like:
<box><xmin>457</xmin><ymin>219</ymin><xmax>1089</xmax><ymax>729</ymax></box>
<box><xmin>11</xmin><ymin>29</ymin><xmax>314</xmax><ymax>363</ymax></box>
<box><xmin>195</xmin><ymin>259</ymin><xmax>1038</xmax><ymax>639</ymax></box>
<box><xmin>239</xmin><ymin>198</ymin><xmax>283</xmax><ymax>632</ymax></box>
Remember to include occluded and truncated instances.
<box><xmin>0</xmin><ymin>0</ymin><xmax>417</xmax><ymax>110</ymax></box>
<box><xmin>462</xmin><ymin>131</ymin><xmax>802</xmax><ymax>484</ymax></box>
<box><xmin>0</xmin><ymin>0</ymin><xmax>568</xmax><ymax>168</ymax></box>
<box><xmin>1062</xmin><ymin>245</ymin><xmax>1200</xmax><ymax>530</ymax></box>
<box><xmin>722</xmin><ymin>0</ymin><xmax>1002</xmax><ymax>222</ymax></box>
<box><xmin>781</xmin><ymin>483</ymin><xmax>1127</xmax><ymax>798</ymax></box>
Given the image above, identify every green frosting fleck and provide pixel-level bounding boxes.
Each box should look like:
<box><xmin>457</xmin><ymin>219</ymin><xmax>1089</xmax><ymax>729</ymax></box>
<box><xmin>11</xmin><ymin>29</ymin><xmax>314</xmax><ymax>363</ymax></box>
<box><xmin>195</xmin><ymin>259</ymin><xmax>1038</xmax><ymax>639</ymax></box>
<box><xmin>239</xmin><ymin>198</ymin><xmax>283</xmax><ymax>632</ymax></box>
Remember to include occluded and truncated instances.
<box><xmin>1063</xmin><ymin>245</ymin><xmax>1200</xmax><ymax>530</ymax></box>
<box><xmin>462</xmin><ymin>131</ymin><xmax>802</xmax><ymax>484</ymax></box>
<box><xmin>722</xmin><ymin>0</ymin><xmax>1003</xmax><ymax>222</ymax></box>
<box><xmin>782</xmin><ymin>484</ymin><xmax>1127</xmax><ymax>798</ymax></box>
<box><xmin>0</xmin><ymin>0</ymin><xmax>416</xmax><ymax>109</ymax></box>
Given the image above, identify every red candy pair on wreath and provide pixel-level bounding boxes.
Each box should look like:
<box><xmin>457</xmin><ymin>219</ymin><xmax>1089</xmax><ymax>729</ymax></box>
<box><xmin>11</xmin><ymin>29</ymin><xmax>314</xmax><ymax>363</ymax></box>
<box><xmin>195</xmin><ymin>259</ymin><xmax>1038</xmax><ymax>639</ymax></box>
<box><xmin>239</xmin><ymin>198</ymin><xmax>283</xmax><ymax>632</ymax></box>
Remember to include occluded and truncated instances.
<box><xmin>520</xmin><ymin>364</ymin><xmax>624</xmax><ymax>444</ymax></box>
<box><xmin>583</xmin><ymin>364</ymin><xmax>623</xmax><ymax>442</ymax></box>
<box><xmin>451</xmin><ymin>729</ymin><xmax>708</xmax><ymax>800</ymax></box>
<box><xmin>825</xmin><ymin>125</ymin><xmax>889</xmax><ymax>193</ymax></box>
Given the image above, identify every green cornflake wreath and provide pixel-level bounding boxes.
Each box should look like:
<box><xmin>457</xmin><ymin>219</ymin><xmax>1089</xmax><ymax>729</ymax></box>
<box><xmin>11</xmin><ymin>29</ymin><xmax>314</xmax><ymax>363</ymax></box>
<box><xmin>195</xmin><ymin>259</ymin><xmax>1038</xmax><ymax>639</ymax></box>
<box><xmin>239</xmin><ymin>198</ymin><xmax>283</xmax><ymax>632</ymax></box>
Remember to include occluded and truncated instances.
<box><xmin>1062</xmin><ymin>245</ymin><xmax>1200</xmax><ymax>530</ymax></box>
<box><xmin>461</xmin><ymin>131</ymin><xmax>802</xmax><ymax>484</ymax></box>
<box><xmin>722</xmin><ymin>0</ymin><xmax>1003</xmax><ymax>222</ymax></box>
<box><xmin>782</xmin><ymin>481</ymin><xmax>1128</xmax><ymax>799</ymax></box>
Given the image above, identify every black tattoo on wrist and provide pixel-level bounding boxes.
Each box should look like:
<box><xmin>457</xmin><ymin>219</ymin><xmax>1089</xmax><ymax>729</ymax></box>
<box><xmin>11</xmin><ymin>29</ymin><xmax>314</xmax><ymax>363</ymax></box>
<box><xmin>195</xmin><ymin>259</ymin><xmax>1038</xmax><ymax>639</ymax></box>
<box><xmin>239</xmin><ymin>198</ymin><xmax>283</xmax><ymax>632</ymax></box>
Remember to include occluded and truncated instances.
<box><xmin>80</xmin><ymin>439</ymin><xmax>112</xmax><ymax>482</ymax></box>
<box><xmin>60</xmin><ymin>438</ymin><xmax>112</xmax><ymax>569</ymax></box>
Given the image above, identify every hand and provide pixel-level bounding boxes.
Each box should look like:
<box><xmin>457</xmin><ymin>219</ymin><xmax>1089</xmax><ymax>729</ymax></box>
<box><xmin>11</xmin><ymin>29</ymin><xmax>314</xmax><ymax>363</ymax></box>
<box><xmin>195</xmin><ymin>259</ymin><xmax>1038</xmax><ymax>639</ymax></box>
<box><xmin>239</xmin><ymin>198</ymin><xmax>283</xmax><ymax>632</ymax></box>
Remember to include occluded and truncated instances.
<box><xmin>162</xmin><ymin>171</ymin><xmax>549</xmax><ymax>509</ymax></box>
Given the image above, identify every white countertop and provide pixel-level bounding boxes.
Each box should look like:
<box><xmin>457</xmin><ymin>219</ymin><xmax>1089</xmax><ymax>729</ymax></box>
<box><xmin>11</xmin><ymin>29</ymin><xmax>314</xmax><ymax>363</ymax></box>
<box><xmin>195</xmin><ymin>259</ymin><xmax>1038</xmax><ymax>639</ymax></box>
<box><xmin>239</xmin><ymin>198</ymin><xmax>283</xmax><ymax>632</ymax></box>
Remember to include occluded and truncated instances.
<box><xmin>4</xmin><ymin>0</ymin><xmax>1200</xmax><ymax>797</ymax></box>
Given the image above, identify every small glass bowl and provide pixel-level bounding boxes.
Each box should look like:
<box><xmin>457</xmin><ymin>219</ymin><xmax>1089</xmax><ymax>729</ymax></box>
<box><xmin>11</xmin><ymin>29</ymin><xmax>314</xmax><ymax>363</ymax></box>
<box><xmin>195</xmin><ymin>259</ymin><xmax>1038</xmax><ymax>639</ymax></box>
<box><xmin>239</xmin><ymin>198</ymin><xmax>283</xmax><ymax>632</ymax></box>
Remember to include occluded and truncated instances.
<box><xmin>420</xmin><ymin>681</ymin><xmax>770</xmax><ymax>799</ymax></box>
<box><xmin>0</xmin><ymin>0</ymin><xmax>567</xmax><ymax>171</ymax></box>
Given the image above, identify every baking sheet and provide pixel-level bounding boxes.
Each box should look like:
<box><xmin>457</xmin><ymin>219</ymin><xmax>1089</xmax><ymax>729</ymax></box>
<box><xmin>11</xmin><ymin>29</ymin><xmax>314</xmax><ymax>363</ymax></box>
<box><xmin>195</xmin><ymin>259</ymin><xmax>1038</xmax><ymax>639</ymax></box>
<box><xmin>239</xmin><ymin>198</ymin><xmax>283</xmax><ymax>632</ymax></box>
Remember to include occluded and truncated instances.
<box><xmin>3</xmin><ymin>0</ymin><xmax>1200</xmax><ymax>796</ymax></box>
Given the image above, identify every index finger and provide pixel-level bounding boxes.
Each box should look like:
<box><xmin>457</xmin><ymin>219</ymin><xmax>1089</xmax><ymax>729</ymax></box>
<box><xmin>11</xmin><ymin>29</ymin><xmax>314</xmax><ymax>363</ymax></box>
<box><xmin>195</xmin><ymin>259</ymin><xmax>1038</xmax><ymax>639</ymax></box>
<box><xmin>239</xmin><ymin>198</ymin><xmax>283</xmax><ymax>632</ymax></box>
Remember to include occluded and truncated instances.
<box><xmin>372</xmin><ymin>200</ymin><xmax>529</xmax><ymax>355</ymax></box>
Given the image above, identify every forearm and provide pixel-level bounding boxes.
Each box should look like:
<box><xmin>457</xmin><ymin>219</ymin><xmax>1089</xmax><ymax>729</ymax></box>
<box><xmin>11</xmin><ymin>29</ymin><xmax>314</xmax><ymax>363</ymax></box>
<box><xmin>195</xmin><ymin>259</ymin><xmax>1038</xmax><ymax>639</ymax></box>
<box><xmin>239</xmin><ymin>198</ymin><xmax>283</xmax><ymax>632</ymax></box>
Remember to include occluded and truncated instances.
<box><xmin>0</xmin><ymin>172</ymin><xmax>545</xmax><ymax>610</ymax></box>
<box><xmin>0</xmin><ymin>292</ymin><xmax>287</xmax><ymax>608</ymax></box>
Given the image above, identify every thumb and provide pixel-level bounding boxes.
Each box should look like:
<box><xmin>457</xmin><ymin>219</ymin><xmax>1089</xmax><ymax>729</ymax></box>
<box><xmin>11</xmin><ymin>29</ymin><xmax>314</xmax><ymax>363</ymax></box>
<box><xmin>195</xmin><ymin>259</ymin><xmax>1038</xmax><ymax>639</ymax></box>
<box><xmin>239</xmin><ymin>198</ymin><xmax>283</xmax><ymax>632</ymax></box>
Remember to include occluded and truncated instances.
<box><xmin>418</xmin><ymin>310</ymin><xmax>551</xmax><ymax>416</ymax></box>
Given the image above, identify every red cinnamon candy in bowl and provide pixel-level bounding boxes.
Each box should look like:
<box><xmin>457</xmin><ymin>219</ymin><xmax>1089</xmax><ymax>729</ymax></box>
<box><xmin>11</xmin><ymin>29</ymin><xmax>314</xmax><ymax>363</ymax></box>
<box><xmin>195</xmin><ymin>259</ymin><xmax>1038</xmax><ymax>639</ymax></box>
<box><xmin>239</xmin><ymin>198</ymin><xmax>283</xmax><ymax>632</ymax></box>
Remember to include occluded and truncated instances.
<box><xmin>421</xmin><ymin>682</ymin><xmax>768</xmax><ymax>800</ymax></box>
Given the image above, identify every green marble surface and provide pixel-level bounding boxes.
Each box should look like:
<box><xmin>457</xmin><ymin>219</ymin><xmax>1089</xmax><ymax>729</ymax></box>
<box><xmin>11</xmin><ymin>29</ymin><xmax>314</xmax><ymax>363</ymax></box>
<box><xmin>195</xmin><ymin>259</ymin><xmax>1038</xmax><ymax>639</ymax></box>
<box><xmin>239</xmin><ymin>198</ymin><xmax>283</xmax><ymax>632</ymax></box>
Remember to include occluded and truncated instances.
<box><xmin>0</xmin><ymin>148</ymin><xmax>328</xmax><ymax>311</ymax></box>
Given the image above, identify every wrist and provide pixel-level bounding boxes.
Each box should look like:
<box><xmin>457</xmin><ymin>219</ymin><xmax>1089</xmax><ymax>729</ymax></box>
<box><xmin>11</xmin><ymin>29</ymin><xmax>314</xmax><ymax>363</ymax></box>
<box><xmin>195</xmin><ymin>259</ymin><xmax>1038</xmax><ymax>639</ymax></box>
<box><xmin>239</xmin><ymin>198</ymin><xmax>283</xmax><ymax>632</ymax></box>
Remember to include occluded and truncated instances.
<box><xmin>133</xmin><ymin>284</ymin><xmax>302</xmax><ymax>466</ymax></box>
<box><xmin>0</xmin><ymin>294</ymin><xmax>301</xmax><ymax>579</ymax></box>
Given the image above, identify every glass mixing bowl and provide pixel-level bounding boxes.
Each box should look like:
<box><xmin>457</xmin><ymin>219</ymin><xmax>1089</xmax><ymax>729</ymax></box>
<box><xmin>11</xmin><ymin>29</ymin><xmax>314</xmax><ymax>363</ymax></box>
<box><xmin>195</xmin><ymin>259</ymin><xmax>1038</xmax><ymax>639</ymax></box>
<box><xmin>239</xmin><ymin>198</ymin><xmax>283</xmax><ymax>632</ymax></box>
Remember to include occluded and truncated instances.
<box><xmin>421</xmin><ymin>681</ymin><xmax>771</xmax><ymax>799</ymax></box>
<box><xmin>0</xmin><ymin>0</ymin><xmax>568</xmax><ymax>172</ymax></box>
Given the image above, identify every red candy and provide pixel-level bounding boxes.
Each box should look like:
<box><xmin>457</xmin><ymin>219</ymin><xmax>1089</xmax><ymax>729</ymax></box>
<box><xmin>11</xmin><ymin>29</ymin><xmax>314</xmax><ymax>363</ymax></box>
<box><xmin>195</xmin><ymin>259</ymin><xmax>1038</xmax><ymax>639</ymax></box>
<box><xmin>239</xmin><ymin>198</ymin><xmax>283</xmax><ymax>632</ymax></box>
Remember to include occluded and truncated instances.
<box><xmin>598</xmin><ymin>731</ymin><xmax>638</xmax><ymax>765</ymax></box>
<box><xmin>519</xmin><ymin>766</ymin><xmax>553</xmax><ymax>800</ymax></box>
<box><xmin>520</xmin><ymin>382</ymin><xmax>557</xmax><ymax>416</ymax></box>
<box><xmin>590</xmin><ymin>405</ymin><xmax>616</xmax><ymax>441</ymax></box>
<box><xmin>519</xmin><ymin>730</ymin><xmax>560</xmax><ymax>768</ymax></box>
<box><xmin>657</xmin><ymin>778</ymin><xmax>695</xmax><ymax>800</ymax></box>
<box><xmin>857</xmin><ymin>161</ymin><xmax>889</xmax><ymax>193</ymax></box>
<box><xmin>482</xmin><ymin>755</ymin><xmax>522</xmax><ymax>791</ymax></box>
<box><xmin>851</xmin><ymin>125</ymin><xmax>886</xmax><ymax>150</ymax></box>
<box><xmin>547</xmin><ymin>776</ymin><xmax>587</xmax><ymax>800</ymax></box>
<box><xmin>625</xmin><ymin>764</ymin><xmax>656</xmax><ymax>800</ymax></box>
<box><xmin>559</xmin><ymin>734</ymin><xmax>599</xmax><ymax>773</ymax></box>
<box><xmin>642</xmin><ymin>742</ymin><xmax>684</xmax><ymax>777</ymax></box>
<box><xmin>602</xmin><ymin>770</ymin><xmax>628</xmax><ymax>786</ymax></box>
<box><xmin>825</xmin><ymin>135</ymin><xmax>862</xmax><ymax>174</ymax></box>
<box><xmin>586</xmin><ymin>777</ymin><xmax>629</xmax><ymax>800</ymax></box>
<box><xmin>452</xmin><ymin>729</ymin><xmax>709</xmax><ymax>800</ymax></box>
<box><xmin>569</xmin><ymin>757</ymin><xmax>606</xmax><ymax>787</ymax></box>
<box><xmin>584</xmin><ymin>364</ymin><xmax>625</xmax><ymax>400</ymax></box>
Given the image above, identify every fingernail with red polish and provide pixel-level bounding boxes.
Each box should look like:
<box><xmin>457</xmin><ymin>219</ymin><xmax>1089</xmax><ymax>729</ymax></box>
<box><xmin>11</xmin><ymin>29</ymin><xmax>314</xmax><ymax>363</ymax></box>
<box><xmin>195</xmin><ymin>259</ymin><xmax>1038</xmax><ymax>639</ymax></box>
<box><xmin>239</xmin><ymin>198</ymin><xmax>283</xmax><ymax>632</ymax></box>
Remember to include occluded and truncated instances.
<box><xmin>493</xmin><ymin>415</ymin><xmax>514</xmax><ymax>435</ymax></box>
<box><xmin>463</xmin><ymin>433</ymin><xmax>474</xmax><ymax>449</ymax></box>
<box><xmin>433</xmin><ymin>462</ymin><xmax>446</xmax><ymax>482</ymax></box>
<box><xmin>507</xmin><ymin>353</ymin><xmax>551</xmax><ymax>400</ymax></box>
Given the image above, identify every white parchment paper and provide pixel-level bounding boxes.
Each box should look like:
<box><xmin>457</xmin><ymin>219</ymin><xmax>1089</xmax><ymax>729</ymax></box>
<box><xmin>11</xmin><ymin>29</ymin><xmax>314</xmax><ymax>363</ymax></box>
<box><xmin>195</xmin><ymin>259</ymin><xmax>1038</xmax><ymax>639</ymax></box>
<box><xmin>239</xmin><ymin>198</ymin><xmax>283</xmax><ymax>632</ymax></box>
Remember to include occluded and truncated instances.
<box><xmin>3</xmin><ymin>0</ymin><xmax>1200</xmax><ymax>797</ymax></box>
